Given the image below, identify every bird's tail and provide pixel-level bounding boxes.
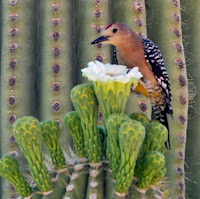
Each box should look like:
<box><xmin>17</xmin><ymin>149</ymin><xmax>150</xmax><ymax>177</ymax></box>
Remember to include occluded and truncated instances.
<box><xmin>152</xmin><ymin>105</ymin><xmax>172</xmax><ymax>149</ymax></box>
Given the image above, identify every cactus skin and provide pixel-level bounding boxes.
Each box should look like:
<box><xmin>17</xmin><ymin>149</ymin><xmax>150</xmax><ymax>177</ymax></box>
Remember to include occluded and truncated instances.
<box><xmin>115</xmin><ymin>120</ymin><xmax>145</xmax><ymax>194</ymax></box>
<box><xmin>64</xmin><ymin>163</ymin><xmax>89</xmax><ymax>199</ymax></box>
<box><xmin>94</xmin><ymin>81</ymin><xmax>136</xmax><ymax>120</ymax></box>
<box><xmin>181</xmin><ymin>0</ymin><xmax>200</xmax><ymax>198</ymax></box>
<box><xmin>12</xmin><ymin>116</ymin><xmax>53</xmax><ymax>192</ymax></box>
<box><xmin>64</xmin><ymin>111</ymin><xmax>86</xmax><ymax>158</ymax></box>
<box><xmin>38</xmin><ymin>0</ymin><xmax>73</xmax><ymax>145</ymax></box>
<box><xmin>70</xmin><ymin>84</ymin><xmax>102</xmax><ymax>163</ymax></box>
<box><xmin>147</xmin><ymin>1</ymin><xmax>188</xmax><ymax>197</ymax></box>
<box><xmin>0</xmin><ymin>154</ymin><xmax>32</xmax><ymax>197</ymax></box>
<box><xmin>40</xmin><ymin>120</ymin><xmax>66</xmax><ymax>170</ymax></box>
<box><xmin>86</xmin><ymin>164</ymin><xmax>104</xmax><ymax>199</ymax></box>
<box><xmin>0</xmin><ymin>0</ymin><xmax>36</xmax><ymax>197</ymax></box>
<box><xmin>135</xmin><ymin>151</ymin><xmax>165</xmax><ymax>190</ymax></box>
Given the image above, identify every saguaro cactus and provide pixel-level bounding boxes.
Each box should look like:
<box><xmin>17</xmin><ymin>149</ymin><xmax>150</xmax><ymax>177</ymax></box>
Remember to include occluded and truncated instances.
<box><xmin>0</xmin><ymin>0</ymin><xmax>196</xmax><ymax>198</ymax></box>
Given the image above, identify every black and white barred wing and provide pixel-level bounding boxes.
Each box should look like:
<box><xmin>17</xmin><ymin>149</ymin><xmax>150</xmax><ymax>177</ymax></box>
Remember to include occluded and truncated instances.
<box><xmin>142</xmin><ymin>38</ymin><xmax>173</xmax><ymax>115</ymax></box>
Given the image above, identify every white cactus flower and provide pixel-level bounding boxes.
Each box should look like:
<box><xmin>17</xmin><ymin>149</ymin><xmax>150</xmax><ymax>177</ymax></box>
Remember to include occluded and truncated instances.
<box><xmin>81</xmin><ymin>60</ymin><xmax>143</xmax><ymax>83</ymax></box>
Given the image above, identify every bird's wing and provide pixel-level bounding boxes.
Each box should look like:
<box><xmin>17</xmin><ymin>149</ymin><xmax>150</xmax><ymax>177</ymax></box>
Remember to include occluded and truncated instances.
<box><xmin>142</xmin><ymin>38</ymin><xmax>173</xmax><ymax>115</ymax></box>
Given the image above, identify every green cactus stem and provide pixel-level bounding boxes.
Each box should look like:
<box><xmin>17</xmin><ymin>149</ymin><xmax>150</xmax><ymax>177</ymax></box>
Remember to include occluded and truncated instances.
<box><xmin>38</xmin><ymin>0</ymin><xmax>73</xmax><ymax>145</ymax></box>
<box><xmin>42</xmin><ymin>171</ymin><xmax>70</xmax><ymax>199</ymax></box>
<box><xmin>147</xmin><ymin>0</ymin><xmax>188</xmax><ymax>197</ymax></box>
<box><xmin>94</xmin><ymin>80</ymin><xmax>138</xmax><ymax>120</ymax></box>
<box><xmin>181</xmin><ymin>0</ymin><xmax>200</xmax><ymax>198</ymax></box>
<box><xmin>64</xmin><ymin>162</ymin><xmax>89</xmax><ymax>199</ymax></box>
<box><xmin>12</xmin><ymin>116</ymin><xmax>53</xmax><ymax>193</ymax></box>
<box><xmin>70</xmin><ymin>84</ymin><xmax>102</xmax><ymax>163</ymax></box>
<box><xmin>76</xmin><ymin>0</ymin><xmax>110</xmax><ymax>83</ymax></box>
<box><xmin>40</xmin><ymin>120</ymin><xmax>66</xmax><ymax>170</ymax></box>
<box><xmin>64</xmin><ymin>111</ymin><xmax>86</xmax><ymax>158</ymax></box>
<box><xmin>86</xmin><ymin>163</ymin><xmax>104</xmax><ymax>199</ymax></box>
<box><xmin>135</xmin><ymin>151</ymin><xmax>166</xmax><ymax>191</ymax></box>
<box><xmin>0</xmin><ymin>154</ymin><xmax>32</xmax><ymax>198</ymax></box>
<box><xmin>0</xmin><ymin>0</ymin><xmax>36</xmax><ymax>197</ymax></box>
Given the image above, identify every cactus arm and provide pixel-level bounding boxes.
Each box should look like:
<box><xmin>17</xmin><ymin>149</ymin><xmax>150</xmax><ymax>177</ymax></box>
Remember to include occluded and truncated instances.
<box><xmin>12</xmin><ymin>116</ymin><xmax>53</xmax><ymax>193</ymax></box>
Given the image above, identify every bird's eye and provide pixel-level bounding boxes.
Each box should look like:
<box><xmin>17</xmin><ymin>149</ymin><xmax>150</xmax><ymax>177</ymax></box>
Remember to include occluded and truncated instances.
<box><xmin>113</xmin><ymin>28</ymin><xmax>118</xmax><ymax>33</ymax></box>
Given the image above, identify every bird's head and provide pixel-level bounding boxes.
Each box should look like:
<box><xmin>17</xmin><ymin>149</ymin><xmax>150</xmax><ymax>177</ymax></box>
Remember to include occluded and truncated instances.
<box><xmin>91</xmin><ymin>23</ymin><xmax>133</xmax><ymax>47</ymax></box>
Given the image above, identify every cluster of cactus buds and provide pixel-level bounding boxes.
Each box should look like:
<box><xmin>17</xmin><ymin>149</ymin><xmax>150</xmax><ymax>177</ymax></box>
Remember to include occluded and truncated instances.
<box><xmin>0</xmin><ymin>79</ymin><xmax>168</xmax><ymax>198</ymax></box>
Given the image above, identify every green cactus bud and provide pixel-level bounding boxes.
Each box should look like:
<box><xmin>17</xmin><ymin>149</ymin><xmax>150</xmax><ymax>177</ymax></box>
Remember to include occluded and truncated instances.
<box><xmin>40</xmin><ymin>120</ymin><xmax>66</xmax><ymax>170</ymax></box>
<box><xmin>136</xmin><ymin>151</ymin><xmax>166</xmax><ymax>190</ymax></box>
<box><xmin>115</xmin><ymin>120</ymin><xmax>145</xmax><ymax>194</ymax></box>
<box><xmin>12</xmin><ymin>116</ymin><xmax>52</xmax><ymax>192</ymax></box>
<box><xmin>129</xmin><ymin>113</ymin><xmax>149</xmax><ymax>127</ymax></box>
<box><xmin>0</xmin><ymin>154</ymin><xmax>32</xmax><ymax>197</ymax></box>
<box><xmin>151</xmin><ymin>167</ymin><xmax>167</xmax><ymax>186</ymax></box>
<box><xmin>105</xmin><ymin>113</ymin><xmax>132</xmax><ymax>179</ymax></box>
<box><xmin>145</xmin><ymin>121</ymin><xmax>168</xmax><ymax>153</ymax></box>
<box><xmin>64</xmin><ymin>111</ymin><xmax>86</xmax><ymax>158</ymax></box>
<box><xmin>70</xmin><ymin>84</ymin><xmax>102</xmax><ymax>163</ymax></box>
<box><xmin>94</xmin><ymin>81</ymin><xmax>134</xmax><ymax>120</ymax></box>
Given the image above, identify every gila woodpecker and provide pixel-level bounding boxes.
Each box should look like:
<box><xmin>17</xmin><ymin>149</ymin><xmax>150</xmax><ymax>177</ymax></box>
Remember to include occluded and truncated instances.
<box><xmin>91</xmin><ymin>22</ymin><xmax>173</xmax><ymax>149</ymax></box>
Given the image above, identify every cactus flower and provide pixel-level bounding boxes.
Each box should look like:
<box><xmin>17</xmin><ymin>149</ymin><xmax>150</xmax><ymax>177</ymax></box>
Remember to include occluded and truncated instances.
<box><xmin>81</xmin><ymin>61</ymin><xmax>143</xmax><ymax>120</ymax></box>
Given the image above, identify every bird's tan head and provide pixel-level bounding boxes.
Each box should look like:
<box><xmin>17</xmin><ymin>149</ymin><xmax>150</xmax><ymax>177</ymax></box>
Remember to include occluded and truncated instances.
<box><xmin>91</xmin><ymin>23</ymin><xmax>134</xmax><ymax>47</ymax></box>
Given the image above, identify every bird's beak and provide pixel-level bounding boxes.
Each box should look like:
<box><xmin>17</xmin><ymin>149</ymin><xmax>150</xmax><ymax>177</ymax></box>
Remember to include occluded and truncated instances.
<box><xmin>91</xmin><ymin>36</ymin><xmax>110</xmax><ymax>44</ymax></box>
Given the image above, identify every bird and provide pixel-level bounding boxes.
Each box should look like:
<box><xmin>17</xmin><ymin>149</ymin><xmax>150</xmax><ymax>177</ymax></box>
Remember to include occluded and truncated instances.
<box><xmin>91</xmin><ymin>22</ymin><xmax>173</xmax><ymax>149</ymax></box>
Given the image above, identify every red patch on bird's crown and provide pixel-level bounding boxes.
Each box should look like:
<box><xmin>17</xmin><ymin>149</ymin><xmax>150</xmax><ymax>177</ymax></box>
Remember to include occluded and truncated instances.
<box><xmin>105</xmin><ymin>23</ymin><xmax>115</xmax><ymax>30</ymax></box>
